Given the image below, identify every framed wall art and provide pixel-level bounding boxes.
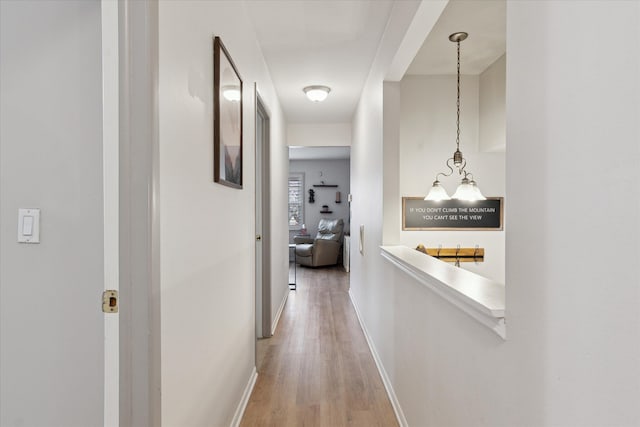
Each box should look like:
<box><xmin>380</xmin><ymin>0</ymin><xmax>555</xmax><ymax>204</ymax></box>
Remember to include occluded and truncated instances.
<box><xmin>213</xmin><ymin>36</ymin><xmax>243</xmax><ymax>188</ymax></box>
<box><xmin>402</xmin><ymin>197</ymin><xmax>504</xmax><ymax>231</ymax></box>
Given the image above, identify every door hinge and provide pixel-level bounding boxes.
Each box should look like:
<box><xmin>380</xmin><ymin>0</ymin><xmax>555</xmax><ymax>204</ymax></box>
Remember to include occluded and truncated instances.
<box><xmin>102</xmin><ymin>290</ymin><xmax>118</xmax><ymax>313</ymax></box>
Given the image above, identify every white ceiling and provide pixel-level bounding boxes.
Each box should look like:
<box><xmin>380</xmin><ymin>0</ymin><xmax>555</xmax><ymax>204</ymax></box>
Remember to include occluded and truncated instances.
<box><xmin>406</xmin><ymin>0</ymin><xmax>506</xmax><ymax>75</ymax></box>
<box><xmin>246</xmin><ymin>0</ymin><xmax>395</xmax><ymax>123</ymax></box>
<box><xmin>289</xmin><ymin>146</ymin><xmax>351</xmax><ymax>160</ymax></box>
<box><xmin>247</xmin><ymin>0</ymin><xmax>505</xmax><ymax>124</ymax></box>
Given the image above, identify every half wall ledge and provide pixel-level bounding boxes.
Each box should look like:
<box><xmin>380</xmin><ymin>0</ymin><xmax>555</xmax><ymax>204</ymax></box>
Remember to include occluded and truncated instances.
<box><xmin>380</xmin><ymin>245</ymin><xmax>506</xmax><ymax>339</ymax></box>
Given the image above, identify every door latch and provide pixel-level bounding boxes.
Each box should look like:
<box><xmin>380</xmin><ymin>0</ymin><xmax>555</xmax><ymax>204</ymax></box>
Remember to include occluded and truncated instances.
<box><xmin>102</xmin><ymin>290</ymin><xmax>118</xmax><ymax>313</ymax></box>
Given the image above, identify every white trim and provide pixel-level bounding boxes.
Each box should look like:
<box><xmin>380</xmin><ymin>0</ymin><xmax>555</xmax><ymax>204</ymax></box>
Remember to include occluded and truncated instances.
<box><xmin>101</xmin><ymin>1</ymin><xmax>119</xmax><ymax>426</ymax></box>
<box><xmin>271</xmin><ymin>290</ymin><xmax>289</xmax><ymax>335</ymax></box>
<box><xmin>349</xmin><ymin>291</ymin><xmax>408</xmax><ymax>427</ymax></box>
<box><xmin>118</xmin><ymin>1</ymin><xmax>161</xmax><ymax>425</ymax></box>
<box><xmin>381</xmin><ymin>246</ymin><xmax>506</xmax><ymax>339</ymax></box>
<box><xmin>230</xmin><ymin>367</ymin><xmax>258</xmax><ymax>427</ymax></box>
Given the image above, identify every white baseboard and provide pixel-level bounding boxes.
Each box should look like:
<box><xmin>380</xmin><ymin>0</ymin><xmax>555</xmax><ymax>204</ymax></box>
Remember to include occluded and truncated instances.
<box><xmin>349</xmin><ymin>290</ymin><xmax>408</xmax><ymax>427</ymax></box>
<box><xmin>230</xmin><ymin>367</ymin><xmax>258</xmax><ymax>427</ymax></box>
<box><xmin>271</xmin><ymin>289</ymin><xmax>289</xmax><ymax>335</ymax></box>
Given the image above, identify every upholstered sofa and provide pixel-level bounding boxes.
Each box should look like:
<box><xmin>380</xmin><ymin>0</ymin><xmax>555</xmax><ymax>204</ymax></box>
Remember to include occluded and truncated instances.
<box><xmin>294</xmin><ymin>218</ymin><xmax>344</xmax><ymax>267</ymax></box>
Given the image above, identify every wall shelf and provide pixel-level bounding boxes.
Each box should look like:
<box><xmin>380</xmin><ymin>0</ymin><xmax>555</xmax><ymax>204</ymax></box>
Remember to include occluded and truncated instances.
<box><xmin>320</xmin><ymin>211</ymin><xmax>333</xmax><ymax>214</ymax></box>
<box><xmin>313</xmin><ymin>184</ymin><xmax>338</xmax><ymax>188</ymax></box>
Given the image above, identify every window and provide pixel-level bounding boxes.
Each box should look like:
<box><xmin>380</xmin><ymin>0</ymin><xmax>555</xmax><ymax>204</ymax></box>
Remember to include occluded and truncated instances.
<box><xmin>288</xmin><ymin>173</ymin><xmax>304</xmax><ymax>230</ymax></box>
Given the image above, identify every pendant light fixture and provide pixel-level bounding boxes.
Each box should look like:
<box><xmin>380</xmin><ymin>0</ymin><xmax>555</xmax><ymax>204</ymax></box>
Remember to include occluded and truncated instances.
<box><xmin>425</xmin><ymin>32</ymin><xmax>486</xmax><ymax>202</ymax></box>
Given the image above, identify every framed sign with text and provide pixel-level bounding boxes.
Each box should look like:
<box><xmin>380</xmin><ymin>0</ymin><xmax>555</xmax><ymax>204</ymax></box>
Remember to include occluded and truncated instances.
<box><xmin>402</xmin><ymin>197</ymin><xmax>503</xmax><ymax>231</ymax></box>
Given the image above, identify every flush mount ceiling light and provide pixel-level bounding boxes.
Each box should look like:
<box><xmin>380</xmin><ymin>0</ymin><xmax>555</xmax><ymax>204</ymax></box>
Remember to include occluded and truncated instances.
<box><xmin>222</xmin><ymin>85</ymin><xmax>241</xmax><ymax>102</ymax></box>
<box><xmin>303</xmin><ymin>85</ymin><xmax>331</xmax><ymax>102</ymax></box>
<box><xmin>425</xmin><ymin>32</ymin><xmax>486</xmax><ymax>202</ymax></box>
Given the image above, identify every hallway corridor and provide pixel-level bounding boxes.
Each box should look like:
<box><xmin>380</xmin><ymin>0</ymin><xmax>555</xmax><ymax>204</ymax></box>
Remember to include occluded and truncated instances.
<box><xmin>240</xmin><ymin>267</ymin><xmax>398</xmax><ymax>427</ymax></box>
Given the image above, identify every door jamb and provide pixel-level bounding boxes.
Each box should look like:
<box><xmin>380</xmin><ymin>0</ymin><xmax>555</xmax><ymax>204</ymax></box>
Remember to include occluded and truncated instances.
<box><xmin>256</xmin><ymin>90</ymin><xmax>272</xmax><ymax>338</ymax></box>
<box><xmin>118</xmin><ymin>1</ymin><xmax>161</xmax><ymax>426</ymax></box>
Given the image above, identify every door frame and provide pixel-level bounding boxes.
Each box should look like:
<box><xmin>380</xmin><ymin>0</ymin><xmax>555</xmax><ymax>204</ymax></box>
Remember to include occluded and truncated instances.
<box><xmin>118</xmin><ymin>1</ymin><xmax>161</xmax><ymax>426</ymax></box>
<box><xmin>255</xmin><ymin>88</ymin><xmax>272</xmax><ymax>339</ymax></box>
<box><xmin>101</xmin><ymin>1</ymin><xmax>120</xmax><ymax>425</ymax></box>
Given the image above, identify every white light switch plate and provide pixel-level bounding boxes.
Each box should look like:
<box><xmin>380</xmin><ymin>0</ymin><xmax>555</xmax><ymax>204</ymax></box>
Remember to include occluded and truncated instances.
<box><xmin>18</xmin><ymin>208</ymin><xmax>40</xmax><ymax>243</ymax></box>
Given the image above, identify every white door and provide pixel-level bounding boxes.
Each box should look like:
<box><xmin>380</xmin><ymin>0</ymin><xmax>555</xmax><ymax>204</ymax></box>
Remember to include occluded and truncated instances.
<box><xmin>0</xmin><ymin>1</ymin><xmax>106</xmax><ymax>426</ymax></box>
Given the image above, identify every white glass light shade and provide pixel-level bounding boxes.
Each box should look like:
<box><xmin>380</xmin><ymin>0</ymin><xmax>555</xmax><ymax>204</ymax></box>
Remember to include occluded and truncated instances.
<box><xmin>453</xmin><ymin>178</ymin><xmax>486</xmax><ymax>201</ymax></box>
<box><xmin>452</xmin><ymin>179</ymin><xmax>475</xmax><ymax>201</ymax></box>
<box><xmin>425</xmin><ymin>181</ymin><xmax>451</xmax><ymax>201</ymax></box>
<box><xmin>469</xmin><ymin>180</ymin><xmax>486</xmax><ymax>200</ymax></box>
<box><xmin>303</xmin><ymin>85</ymin><xmax>331</xmax><ymax>102</ymax></box>
<box><xmin>222</xmin><ymin>86</ymin><xmax>241</xmax><ymax>102</ymax></box>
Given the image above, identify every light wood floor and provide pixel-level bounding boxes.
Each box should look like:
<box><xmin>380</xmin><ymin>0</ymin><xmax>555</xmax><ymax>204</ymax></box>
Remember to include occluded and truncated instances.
<box><xmin>241</xmin><ymin>266</ymin><xmax>399</xmax><ymax>427</ymax></box>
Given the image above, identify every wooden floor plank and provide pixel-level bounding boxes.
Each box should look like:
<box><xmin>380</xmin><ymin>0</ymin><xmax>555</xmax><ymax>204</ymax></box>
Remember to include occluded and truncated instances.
<box><xmin>241</xmin><ymin>266</ymin><xmax>398</xmax><ymax>427</ymax></box>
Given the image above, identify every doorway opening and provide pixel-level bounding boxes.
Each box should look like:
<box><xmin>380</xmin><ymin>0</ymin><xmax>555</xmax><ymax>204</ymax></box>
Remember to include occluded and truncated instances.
<box><xmin>288</xmin><ymin>146</ymin><xmax>351</xmax><ymax>275</ymax></box>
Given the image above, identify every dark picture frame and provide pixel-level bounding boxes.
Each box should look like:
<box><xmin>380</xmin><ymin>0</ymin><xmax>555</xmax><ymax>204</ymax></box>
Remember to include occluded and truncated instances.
<box><xmin>214</xmin><ymin>36</ymin><xmax>243</xmax><ymax>188</ymax></box>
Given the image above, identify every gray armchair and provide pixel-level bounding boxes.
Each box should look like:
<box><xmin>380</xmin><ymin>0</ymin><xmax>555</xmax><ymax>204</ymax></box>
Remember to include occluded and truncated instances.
<box><xmin>294</xmin><ymin>219</ymin><xmax>344</xmax><ymax>267</ymax></box>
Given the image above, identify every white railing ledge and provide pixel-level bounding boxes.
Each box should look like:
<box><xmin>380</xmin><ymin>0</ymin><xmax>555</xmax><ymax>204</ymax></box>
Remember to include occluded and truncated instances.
<box><xmin>381</xmin><ymin>245</ymin><xmax>506</xmax><ymax>339</ymax></box>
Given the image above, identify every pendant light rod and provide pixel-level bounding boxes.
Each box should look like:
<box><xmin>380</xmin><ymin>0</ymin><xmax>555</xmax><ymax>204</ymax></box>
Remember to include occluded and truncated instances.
<box><xmin>454</xmin><ymin>33</ymin><xmax>464</xmax><ymax>153</ymax></box>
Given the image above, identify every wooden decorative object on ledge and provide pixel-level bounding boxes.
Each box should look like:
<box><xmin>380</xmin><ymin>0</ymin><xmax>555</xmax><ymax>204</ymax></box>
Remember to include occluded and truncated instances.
<box><xmin>415</xmin><ymin>244</ymin><xmax>484</xmax><ymax>263</ymax></box>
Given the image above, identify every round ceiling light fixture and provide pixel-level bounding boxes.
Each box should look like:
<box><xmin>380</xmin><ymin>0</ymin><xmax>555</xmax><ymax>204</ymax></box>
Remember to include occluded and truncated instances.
<box><xmin>303</xmin><ymin>85</ymin><xmax>331</xmax><ymax>102</ymax></box>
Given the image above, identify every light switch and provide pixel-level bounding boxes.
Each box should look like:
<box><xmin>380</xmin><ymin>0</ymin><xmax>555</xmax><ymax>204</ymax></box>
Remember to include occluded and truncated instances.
<box><xmin>18</xmin><ymin>209</ymin><xmax>40</xmax><ymax>243</ymax></box>
<box><xmin>22</xmin><ymin>216</ymin><xmax>34</xmax><ymax>236</ymax></box>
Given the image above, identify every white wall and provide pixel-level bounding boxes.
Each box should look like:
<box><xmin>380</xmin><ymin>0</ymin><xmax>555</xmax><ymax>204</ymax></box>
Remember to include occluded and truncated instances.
<box><xmin>479</xmin><ymin>54</ymin><xmax>506</xmax><ymax>152</ymax></box>
<box><xmin>351</xmin><ymin>1</ymin><xmax>640</xmax><ymax>426</ymax></box>
<box><xmin>287</xmin><ymin>122</ymin><xmax>351</xmax><ymax>147</ymax></box>
<box><xmin>507</xmin><ymin>2</ymin><xmax>639</xmax><ymax>424</ymax></box>
<box><xmin>158</xmin><ymin>2</ymin><xmax>288</xmax><ymax>426</ymax></box>
<box><xmin>0</xmin><ymin>1</ymin><xmax>105</xmax><ymax>426</ymax></box>
<box><xmin>399</xmin><ymin>75</ymin><xmax>505</xmax><ymax>282</ymax></box>
<box><xmin>349</xmin><ymin>3</ymin><xmax>421</xmax><ymax>425</ymax></box>
<box><xmin>290</xmin><ymin>159</ymin><xmax>351</xmax><ymax>239</ymax></box>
